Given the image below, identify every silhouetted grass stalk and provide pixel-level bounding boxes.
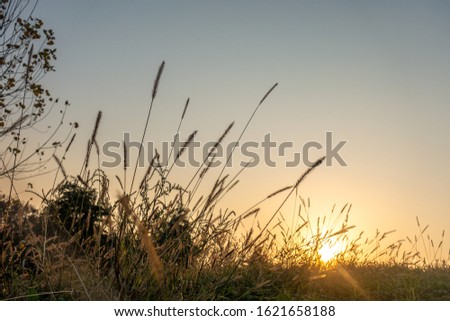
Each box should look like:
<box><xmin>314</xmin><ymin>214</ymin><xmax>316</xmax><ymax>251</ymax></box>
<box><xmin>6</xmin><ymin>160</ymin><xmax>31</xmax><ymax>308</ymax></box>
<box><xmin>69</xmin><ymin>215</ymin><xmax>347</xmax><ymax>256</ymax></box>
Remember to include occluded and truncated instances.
<box><xmin>129</xmin><ymin>61</ymin><xmax>165</xmax><ymax>195</ymax></box>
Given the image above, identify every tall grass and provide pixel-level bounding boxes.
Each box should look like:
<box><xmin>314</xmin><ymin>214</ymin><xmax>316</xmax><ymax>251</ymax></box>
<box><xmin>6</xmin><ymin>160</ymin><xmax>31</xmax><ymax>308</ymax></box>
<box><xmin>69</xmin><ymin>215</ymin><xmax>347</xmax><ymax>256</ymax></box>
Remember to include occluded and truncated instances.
<box><xmin>0</xmin><ymin>63</ymin><xmax>448</xmax><ymax>301</ymax></box>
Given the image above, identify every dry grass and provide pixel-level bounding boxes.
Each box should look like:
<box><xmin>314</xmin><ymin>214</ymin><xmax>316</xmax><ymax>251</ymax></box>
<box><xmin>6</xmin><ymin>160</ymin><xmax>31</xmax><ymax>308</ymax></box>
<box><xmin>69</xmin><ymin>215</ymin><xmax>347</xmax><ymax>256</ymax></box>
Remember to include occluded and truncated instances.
<box><xmin>1</xmin><ymin>63</ymin><xmax>449</xmax><ymax>301</ymax></box>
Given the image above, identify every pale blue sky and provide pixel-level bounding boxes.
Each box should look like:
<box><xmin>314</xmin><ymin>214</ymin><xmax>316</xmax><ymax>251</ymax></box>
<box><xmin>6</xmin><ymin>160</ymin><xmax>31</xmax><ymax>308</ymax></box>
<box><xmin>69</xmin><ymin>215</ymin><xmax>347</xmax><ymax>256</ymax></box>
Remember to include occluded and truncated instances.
<box><xmin>27</xmin><ymin>0</ymin><xmax>450</xmax><ymax>255</ymax></box>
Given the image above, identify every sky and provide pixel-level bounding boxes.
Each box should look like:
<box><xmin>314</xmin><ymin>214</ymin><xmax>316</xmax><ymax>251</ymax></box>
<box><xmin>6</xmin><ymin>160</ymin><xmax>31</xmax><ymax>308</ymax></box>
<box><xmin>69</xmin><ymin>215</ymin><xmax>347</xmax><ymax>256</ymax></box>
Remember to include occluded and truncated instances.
<box><xmin>15</xmin><ymin>0</ymin><xmax>450</xmax><ymax>259</ymax></box>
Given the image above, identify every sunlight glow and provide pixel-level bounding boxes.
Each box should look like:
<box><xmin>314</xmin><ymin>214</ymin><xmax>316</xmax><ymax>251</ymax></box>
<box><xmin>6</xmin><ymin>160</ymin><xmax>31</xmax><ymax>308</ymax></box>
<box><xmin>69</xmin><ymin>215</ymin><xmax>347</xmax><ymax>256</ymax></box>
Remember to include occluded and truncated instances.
<box><xmin>318</xmin><ymin>240</ymin><xmax>346</xmax><ymax>263</ymax></box>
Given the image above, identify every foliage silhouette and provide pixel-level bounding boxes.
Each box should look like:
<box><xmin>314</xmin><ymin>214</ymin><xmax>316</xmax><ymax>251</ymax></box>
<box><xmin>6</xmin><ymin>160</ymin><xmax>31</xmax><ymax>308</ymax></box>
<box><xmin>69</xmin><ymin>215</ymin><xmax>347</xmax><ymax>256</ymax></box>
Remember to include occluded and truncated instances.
<box><xmin>0</xmin><ymin>0</ymin><xmax>77</xmax><ymax>195</ymax></box>
<box><xmin>49</xmin><ymin>181</ymin><xmax>110</xmax><ymax>240</ymax></box>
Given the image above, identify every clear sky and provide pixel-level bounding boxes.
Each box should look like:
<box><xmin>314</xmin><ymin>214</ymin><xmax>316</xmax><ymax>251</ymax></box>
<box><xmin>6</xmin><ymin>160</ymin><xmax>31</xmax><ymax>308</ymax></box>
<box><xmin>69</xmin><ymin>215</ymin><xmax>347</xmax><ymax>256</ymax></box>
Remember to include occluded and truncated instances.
<box><xmin>24</xmin><ymin>0</ymin><xmax>450</xmax><ymax>257</ymax></box>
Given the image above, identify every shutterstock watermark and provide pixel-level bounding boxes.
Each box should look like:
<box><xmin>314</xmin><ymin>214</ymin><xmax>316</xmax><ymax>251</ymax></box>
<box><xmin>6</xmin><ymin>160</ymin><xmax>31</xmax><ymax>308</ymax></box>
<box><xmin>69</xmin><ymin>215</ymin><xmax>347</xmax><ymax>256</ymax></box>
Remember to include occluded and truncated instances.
<box><xmin>101</xmin><ymin>131</ymin><xmax>348</xmax><ymax>168</ymax></box>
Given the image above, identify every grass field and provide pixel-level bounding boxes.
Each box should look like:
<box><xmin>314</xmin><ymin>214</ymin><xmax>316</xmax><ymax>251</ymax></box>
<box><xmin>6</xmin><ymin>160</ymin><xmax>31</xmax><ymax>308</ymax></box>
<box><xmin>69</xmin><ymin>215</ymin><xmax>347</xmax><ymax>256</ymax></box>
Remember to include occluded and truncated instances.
<box><xmin>1</xmin><ymin>62</ymin><xmax>449</xmax><ymax>301</ymax></box>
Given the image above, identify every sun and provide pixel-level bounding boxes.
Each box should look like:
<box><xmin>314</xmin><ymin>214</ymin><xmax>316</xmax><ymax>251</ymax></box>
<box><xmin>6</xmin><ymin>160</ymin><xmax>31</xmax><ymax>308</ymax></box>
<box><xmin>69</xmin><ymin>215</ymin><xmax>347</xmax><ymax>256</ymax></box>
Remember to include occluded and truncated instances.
<box><xmin>318</xmin><ymin>240</ymin><xmax>346</xmax><ymax>263</ymax></box>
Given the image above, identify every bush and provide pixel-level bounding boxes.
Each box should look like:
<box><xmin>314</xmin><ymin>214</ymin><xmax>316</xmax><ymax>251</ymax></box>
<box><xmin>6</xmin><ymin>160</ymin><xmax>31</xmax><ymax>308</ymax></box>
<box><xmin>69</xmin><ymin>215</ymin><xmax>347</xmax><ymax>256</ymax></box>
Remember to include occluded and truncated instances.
<box><xmin>49</xmin><ymin>181</ymin><xmax>111</xmax><ymax>240</ymax></box>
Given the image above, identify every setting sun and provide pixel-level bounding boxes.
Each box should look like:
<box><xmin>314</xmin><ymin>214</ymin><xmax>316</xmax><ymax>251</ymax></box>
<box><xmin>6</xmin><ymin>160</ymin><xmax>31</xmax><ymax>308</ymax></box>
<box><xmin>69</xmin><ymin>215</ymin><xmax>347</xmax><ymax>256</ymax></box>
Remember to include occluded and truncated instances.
<box><xmin>318</xmin><ymin>240</ymin><xmax>346</xmax><ymax>263</ymax></box>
